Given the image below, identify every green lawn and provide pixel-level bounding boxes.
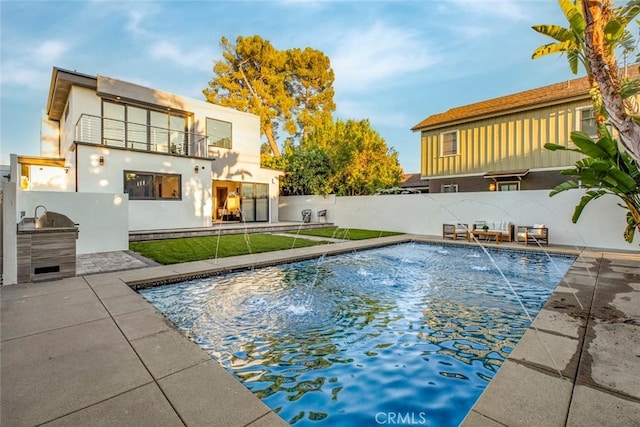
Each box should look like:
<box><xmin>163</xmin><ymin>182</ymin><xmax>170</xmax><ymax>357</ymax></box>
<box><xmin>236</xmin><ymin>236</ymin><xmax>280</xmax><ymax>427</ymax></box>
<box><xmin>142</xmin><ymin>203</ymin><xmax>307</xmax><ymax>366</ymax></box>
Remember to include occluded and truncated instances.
<box><xmin>129</xmin><ymin>233</ymin><xmax>330</xmax><ymax>265</ymax></box>
<box><xmin>294</xmin><ymin>227</ymin><xmax>403</xmax><ymax>240</ymax></box>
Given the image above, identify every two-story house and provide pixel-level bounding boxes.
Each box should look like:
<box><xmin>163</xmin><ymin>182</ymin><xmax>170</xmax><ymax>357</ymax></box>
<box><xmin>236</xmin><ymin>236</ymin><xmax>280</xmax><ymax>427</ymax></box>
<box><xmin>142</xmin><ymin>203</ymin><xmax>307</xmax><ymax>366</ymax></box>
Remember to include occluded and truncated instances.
<box><xmin>20</xmin><ymin>67</ymin><xmax>281</xmax><ymax>230</ymax></box>
<box><xmin>411</xmin><ymin>67</ymin><xmax>639</xmax><ymax>193</ymax></box>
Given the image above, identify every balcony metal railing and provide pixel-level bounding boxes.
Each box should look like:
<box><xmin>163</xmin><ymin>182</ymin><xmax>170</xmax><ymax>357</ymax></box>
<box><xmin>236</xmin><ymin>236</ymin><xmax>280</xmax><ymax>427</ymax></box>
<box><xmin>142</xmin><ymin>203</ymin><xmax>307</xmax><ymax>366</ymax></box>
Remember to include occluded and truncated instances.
<box><xmin>74</xmin><ymin>114</ymin><xmax>211</xmax><ymax>158</ymax></box>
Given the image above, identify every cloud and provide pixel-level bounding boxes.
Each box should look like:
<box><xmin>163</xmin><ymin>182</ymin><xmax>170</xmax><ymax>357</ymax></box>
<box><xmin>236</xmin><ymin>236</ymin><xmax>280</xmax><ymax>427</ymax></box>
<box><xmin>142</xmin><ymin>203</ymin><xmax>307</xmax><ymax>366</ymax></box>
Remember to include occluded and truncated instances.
<box><xmin>330</xmin><ymin>22</ymin><xmax>440</xmax><ymax>94</ymax></box>
<box><xmin>35</xmin><ymin>40</ymin><xmax>71</xmax><ymax>64</ymax></box>
<box><xmin>336</xmin><ymin>98</ymin><xmax>414</xmax><ymax>130</ymax></box>
<box><xmin>1</xmin><ymin>39</ymin><xmax>71</xmax><ymax>90</ymax></box>
<box><xmin>149</xmin><ymin>40</ymin><xmax>217</xmax><ymax>72</ymax></box>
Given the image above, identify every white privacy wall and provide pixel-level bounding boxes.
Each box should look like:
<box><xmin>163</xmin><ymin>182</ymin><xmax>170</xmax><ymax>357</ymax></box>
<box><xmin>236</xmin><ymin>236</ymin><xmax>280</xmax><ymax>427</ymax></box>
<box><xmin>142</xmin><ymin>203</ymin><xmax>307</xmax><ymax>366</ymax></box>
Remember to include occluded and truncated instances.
<box><xmin>279</xmin><ymin>190</ymin><xmax>639</xmax><ymax>251</ymax></box>
<box><xmin>19</xmin><ymin>191</ymin><xmax>129</xmax><ymax>254</ymax></box>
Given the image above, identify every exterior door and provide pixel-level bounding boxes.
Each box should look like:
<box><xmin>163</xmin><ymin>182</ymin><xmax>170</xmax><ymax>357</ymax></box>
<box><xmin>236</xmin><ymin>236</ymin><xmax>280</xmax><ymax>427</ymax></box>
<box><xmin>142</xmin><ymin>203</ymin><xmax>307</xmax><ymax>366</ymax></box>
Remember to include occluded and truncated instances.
<box><xmin>240</xmin><ymin>183</ymin><xmax>269</xmax><ymax>222</ymax></box>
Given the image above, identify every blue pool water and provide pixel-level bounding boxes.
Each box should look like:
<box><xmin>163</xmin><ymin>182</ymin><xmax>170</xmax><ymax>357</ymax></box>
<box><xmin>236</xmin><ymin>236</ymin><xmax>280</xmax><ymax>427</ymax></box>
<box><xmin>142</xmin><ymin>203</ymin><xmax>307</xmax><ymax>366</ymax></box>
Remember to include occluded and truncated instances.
<box><xmin>140</xmin><ymin>243</ymin><xmax>574</xmax><ymax>426</ymax></box>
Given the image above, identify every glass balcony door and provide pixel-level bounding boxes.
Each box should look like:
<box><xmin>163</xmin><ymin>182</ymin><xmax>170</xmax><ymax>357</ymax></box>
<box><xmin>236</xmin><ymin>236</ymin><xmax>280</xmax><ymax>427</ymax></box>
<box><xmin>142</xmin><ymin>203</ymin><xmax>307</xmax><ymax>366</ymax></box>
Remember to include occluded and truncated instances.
<box><xmin>240</xmin><ymin>183</ymin><xmax>269</xmax><ymax>222</ymax></box>
<box><xmin>127</xmin><ymin>106</ymin><xmax>148</xmax><ymax>151</ymax></box>
<box><xmin>102</xmin><ymin>100</ymin><xmax>187</xmax><ymax>154</ymax></box>
<box><xmin>103</xmin><ymin>103</ymin><xmax>125</xmax><ymax>147</ymax></box>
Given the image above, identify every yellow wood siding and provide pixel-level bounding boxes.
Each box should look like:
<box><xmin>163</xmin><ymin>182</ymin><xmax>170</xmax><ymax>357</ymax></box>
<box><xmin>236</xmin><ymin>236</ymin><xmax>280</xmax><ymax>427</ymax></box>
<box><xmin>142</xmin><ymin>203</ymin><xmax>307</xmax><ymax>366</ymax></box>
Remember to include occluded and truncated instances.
<box><xmin>421</xmin><ymin>101</ymin><xmax>589</xmax><ymax>177</ymax></box>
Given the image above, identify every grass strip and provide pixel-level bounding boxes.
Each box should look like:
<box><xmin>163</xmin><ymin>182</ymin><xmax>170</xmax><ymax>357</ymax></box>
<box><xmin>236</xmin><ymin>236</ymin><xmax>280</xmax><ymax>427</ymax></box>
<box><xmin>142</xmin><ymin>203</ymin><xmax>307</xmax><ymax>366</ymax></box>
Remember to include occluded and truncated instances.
<box><xmin>293</xmin><ymin>227</ymin><xmax>403</xmax><ymax>240</ymax></box>
<box><xmin>130</xmin><ymin>233</ymin><xmax>329</xmax><ymax>265</ymax></box>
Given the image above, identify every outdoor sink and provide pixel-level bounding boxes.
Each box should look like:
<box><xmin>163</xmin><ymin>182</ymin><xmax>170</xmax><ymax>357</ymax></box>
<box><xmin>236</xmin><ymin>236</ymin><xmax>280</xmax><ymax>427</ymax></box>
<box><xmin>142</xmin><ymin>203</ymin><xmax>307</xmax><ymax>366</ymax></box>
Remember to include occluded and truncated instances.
<box><xmin>35</xmin><ymin>211</ymin><xmax>77</xmax><ymax>229</ymax></box>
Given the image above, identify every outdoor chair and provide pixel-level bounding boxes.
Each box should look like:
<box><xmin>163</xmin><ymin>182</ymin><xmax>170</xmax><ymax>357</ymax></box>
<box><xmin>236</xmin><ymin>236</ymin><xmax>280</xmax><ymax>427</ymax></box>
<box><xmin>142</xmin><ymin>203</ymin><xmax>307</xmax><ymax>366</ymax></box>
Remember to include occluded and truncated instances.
<box><xmin>516</xmin><ymin>224</ymin><xmax>549</xmax><ymax>245</ymax></box>
<box><xmin>302</xmin><ymin>209</ymin><xmax>312</xmax><ymax>223</ymax></box>
<box><xmin>442</xmin><ymin>223</ymin><xmax>469</xmax><ymax>240</ymax></box>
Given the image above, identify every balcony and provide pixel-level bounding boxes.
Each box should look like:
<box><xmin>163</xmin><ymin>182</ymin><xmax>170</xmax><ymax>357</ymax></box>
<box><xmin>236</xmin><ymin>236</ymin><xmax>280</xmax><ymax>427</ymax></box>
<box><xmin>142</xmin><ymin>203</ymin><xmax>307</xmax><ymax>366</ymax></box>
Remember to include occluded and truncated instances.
<box><xmin>74</xmin><ymin>114</ymin><xmax>212</xmax><ymax>158</ymax></box>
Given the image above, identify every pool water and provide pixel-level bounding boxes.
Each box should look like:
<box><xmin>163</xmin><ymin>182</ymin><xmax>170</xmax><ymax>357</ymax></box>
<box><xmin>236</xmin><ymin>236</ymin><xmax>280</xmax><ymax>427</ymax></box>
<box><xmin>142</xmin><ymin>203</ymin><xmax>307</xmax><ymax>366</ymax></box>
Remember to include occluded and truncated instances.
<box><xmin>140</xmin><ymin>243</ymin><xmax>574</xmax><ymax>426</ymax></box>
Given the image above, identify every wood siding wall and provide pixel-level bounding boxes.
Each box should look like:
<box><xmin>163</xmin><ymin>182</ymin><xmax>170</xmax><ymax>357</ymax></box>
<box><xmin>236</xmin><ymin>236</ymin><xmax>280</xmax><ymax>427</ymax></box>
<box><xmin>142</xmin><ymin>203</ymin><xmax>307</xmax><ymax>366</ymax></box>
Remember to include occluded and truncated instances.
<box><xmin>421</xmin><ymin>101</ymin><xmax>589</xmax><ymax>177</ymax></box>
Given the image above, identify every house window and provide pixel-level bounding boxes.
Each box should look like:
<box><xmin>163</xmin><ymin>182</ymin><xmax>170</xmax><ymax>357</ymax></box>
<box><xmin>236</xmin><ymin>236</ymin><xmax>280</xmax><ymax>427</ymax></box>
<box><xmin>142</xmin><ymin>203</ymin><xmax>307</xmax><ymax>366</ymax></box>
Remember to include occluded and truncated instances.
<box><xmin>576</xmin><ymin>107</ymin><xmax>597</xmax><ymax>137</ymax></box>
<box><xmin>124</xmin><ymin>171</ymin><xmax>181</xmax><ymax>200</ymax></box>
<box><xmin>497</xmin><ymin>181</ymin><xmax>519</xmax><ymax>191</ymax></box>
<box><xmin>103</xmin><ymin>102</ymin><xmax>126</xmax><ymax>147</ymax></box>
<box><xmin>440</xmin><ymin>131</ymin><xmax>458</xmax><ymax>156</ymax></box>
<box><xmin>206</xmin><ymin>118</ymin><xmax>232</xmax><ymax>149</ymax></box>
<box><xmin>441</xmin><ymin>184</ymin><xmax>458</xmax><ymax>193</ymax></box>
<box><xmin>102</xmin><ymin>101</ymin><xmax>187</xmax><ymax>154</ymax></box>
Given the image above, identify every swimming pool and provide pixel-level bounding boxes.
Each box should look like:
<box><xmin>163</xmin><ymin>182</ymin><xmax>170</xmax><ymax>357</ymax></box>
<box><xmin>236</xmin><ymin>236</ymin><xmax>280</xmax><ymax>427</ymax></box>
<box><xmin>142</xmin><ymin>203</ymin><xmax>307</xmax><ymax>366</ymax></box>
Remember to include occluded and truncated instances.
<box><xmin>140</xmin><ymin>243</ymin><xmax>574</xmax><ymax>426</ymax></box>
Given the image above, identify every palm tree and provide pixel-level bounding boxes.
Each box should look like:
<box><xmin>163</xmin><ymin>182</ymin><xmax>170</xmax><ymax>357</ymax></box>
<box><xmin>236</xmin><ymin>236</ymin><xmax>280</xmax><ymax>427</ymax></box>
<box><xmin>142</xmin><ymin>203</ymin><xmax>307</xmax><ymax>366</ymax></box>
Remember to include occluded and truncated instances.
<box><xmin>532</xmin><ymin>0</ymin><xmax>640</xmax><ymax>163</ymax></box>
<box><xmin>532</xmin><ymin>0</ymin><xmax>587</xmax><ymax>75</ymax></box>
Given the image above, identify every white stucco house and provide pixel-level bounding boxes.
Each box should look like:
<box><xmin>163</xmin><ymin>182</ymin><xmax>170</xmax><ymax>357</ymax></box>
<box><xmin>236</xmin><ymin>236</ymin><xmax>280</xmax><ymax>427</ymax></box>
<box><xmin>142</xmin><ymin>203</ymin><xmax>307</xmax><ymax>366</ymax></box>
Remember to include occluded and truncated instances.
<box><xmin>2</xmin><ymin>67</ymin><xmax>282</xmax><ymax>284</ymax></box>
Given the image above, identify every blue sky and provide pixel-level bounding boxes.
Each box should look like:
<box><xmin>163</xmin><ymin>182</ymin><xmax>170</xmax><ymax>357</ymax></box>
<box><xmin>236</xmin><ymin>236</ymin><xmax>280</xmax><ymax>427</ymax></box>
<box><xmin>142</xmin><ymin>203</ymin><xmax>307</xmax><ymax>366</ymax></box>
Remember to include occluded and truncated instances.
<box><xmin>1</xmin><ymin>0</ymin><xmax>580</xmax><ymax>172</ymax></box>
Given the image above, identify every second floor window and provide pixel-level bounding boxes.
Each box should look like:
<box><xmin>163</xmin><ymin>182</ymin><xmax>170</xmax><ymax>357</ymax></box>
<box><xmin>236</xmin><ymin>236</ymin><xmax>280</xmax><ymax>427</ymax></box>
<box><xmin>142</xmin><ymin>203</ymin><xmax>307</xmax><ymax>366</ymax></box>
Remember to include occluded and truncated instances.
<box><xmin>440</xmin><ymin>131</ymin><xmax>458</xmax><ymax>156</ymax></box>
<box><xmin>577</xmin><ymin>107</ymin><xmax>597</xmax><ymax>137</ymax></box>
<box><xmin>102</xmin><ymin>101</ymin><xmax>187</xmax><ymax>154</ymax></box>
<box><xmin>206</xmin><ymin>118</ymin><xmax>232</xmax><ymax>149</ymax></box>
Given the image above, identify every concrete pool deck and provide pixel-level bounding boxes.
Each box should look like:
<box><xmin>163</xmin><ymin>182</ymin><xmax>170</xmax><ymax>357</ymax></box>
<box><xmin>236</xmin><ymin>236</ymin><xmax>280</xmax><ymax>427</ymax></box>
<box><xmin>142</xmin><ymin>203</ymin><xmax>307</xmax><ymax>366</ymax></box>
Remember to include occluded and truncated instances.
<box><xmin>1</xmin><ymin>234</ymin><xmax>638</xmax><ymax>426</ymax></box>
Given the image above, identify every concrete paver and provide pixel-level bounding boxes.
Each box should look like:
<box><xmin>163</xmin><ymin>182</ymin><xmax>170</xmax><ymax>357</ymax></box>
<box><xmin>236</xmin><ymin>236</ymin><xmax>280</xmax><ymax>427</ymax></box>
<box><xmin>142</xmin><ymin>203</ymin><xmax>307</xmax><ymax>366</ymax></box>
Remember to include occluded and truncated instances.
<box><xmin>1</xmin><ymin>318</ymin><xmax>153</xmax><ymax>426</ymax></box>
<box><xmin>0</xmin><ymin>286</ymin><xmax>109</xmax><ymax>341</ymax></box>
<box><xmin>129</xmin><ymin>329</ymin><xmax>211</xmax><ymax>379</ymax></box>
<box><xmin>112</xmin><ymin>307</ymin><xmax>174</xmax><ymax>341</ymax></box>
<box><xmin>41</xmin><ymin>383</ymin><xmax>184</xmax><ymax>427</ymax></box>
<box><xmin>588</xmin><ymin>322</ymin><xmax>640</xmax><ymax>399</ymax></box>
<box><xmin>566</xmin><ymin>385</ymin><xmax>640</xmax><ymax>427</ymax></box>
<box><xmin>530</xmin><ymin>308</ymin><xmax>582</xmax><ymax>339</ymax></box>
<box><xmin>157</xmin><ymin>360</ymin><xmax>272</xmax><ymax>427</ymax></box>
<box><xmin>508</xmin><ymin>330</ymin><xmax>579</xmax><ymax>374</ymax></box>
<box><xmin>101</xmin><ymin>292</ymin><xmax>157</xmax><ymax>316</ymax></box>
<box><xmin>466</xmin><ymin>360</ymin><xmax>574</xmax><ymax>427</ymax></box>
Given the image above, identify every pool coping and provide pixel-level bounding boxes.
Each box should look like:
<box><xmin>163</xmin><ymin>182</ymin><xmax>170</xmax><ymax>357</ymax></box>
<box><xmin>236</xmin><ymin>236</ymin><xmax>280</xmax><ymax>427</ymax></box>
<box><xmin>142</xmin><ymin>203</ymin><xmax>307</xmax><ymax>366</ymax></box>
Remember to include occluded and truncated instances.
<box><xmin>2</xmin><ymin>234</ymin><xmax>638</xmax><ymax>426</ymax></box>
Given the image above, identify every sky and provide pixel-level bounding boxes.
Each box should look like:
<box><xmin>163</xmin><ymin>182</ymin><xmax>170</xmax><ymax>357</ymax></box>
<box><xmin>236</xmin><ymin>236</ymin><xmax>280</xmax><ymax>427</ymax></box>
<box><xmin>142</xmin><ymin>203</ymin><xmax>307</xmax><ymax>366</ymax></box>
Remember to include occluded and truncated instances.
<box><xmin>1</xmin><ymin>0</ymin><xmax>582</xmax><ymax>173</ymax></box>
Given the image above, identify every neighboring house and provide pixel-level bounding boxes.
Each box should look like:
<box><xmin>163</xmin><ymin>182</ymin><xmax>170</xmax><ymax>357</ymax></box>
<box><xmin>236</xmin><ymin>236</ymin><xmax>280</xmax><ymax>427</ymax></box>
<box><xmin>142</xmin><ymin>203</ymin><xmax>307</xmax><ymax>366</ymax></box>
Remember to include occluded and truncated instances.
<box><xmin>411</xmin><ymin>67</ymin><xmax>640</xmax><ymax>193</ymax></box>
<box><xmin>18</xmin><ymin>67</ymin><xmax>281</xmax><ymax>229</ymax></box>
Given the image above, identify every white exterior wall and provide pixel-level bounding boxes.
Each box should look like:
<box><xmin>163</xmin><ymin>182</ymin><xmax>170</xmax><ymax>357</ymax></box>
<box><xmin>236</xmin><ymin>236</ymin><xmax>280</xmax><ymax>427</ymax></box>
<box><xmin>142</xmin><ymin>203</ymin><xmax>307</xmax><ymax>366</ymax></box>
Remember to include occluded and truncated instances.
<box><xmin>19</xmin><ymin>190</ymin><xmax>129</xmax><ymax>254</ymax></box>
<box><xmin>2</xmin><ymin>178</ymin><xmax>18</xmax><ymax>285</ymax></box>
<box><xmin>279</xmin><ymin>191</ymin><xmax>639</xmax><ymax>251</ymax></box>
<box><xmin>65</xmin><ymin>86</ymin><xmax>101</xmax><ymax>151</ymax></box>
<box><xmin>76</xmin><ymin>144</ymin><xmax>213</xmax><ymax>230</ymax></box>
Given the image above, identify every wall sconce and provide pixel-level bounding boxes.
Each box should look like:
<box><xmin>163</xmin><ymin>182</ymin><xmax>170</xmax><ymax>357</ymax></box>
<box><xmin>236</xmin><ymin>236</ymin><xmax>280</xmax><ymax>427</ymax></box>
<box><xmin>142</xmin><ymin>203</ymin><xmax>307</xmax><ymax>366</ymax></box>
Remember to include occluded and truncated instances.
<box><xmin>489</xmin><ymin>183</ymin><xmax>496</xmax><ymax>191</ymax></box>
<box><xmin>99</xmin><ymin>156</ymin><xmax>105</xmax><ymax>166</ymax></box>
<box><xmin>194</xmin><ymin>165</ymin><xmax>199</xmax><ymax>174</ymax></box>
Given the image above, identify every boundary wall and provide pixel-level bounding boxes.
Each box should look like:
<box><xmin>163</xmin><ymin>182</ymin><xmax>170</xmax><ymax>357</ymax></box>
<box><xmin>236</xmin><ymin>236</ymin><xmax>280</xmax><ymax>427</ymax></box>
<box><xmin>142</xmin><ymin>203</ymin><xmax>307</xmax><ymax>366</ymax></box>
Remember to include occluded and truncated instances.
<box><xmin>279</xmin><ymin>190</ymin><xmax>639</xmax><ymax>251</ymax></box>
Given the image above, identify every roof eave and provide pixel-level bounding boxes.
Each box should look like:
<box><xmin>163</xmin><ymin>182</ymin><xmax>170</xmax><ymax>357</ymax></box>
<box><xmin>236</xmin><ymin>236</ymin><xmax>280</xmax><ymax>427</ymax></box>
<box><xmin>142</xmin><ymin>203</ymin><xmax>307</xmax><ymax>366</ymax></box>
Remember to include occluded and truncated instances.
<box><xmin>412</xmin><ymin>94</ymin><xmax>591</xmax><ymax>133</ymax></box>
<box><xmin>46</xmin><ymin>67</ymin><xmax>98</xmax><ymax>121</ymax></box>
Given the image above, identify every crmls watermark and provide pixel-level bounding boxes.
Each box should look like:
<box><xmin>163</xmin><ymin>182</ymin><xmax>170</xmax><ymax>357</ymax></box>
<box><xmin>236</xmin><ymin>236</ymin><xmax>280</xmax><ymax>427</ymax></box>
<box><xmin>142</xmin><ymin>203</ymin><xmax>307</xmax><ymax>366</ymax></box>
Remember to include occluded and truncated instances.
<box><xmin>374</xmin><ymin>412</ymin><xmax>428</xmax><ymax>425</ymax></box>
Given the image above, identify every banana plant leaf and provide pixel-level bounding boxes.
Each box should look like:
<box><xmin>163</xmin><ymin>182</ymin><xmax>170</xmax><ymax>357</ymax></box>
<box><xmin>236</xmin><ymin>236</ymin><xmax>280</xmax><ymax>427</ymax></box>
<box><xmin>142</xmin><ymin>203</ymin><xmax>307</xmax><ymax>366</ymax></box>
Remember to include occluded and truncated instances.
<box><xmin>571</xmin><ymin>132</ymin><xmax>612</xmax><ymax>158</ymax></box>
<box><xmin>559</xmin><ymin>0</ymin><xmax>586</xmax><ymax>33</ymax></box>
<box><xmin>572</xmin><ymin>190</ymin><xmax>608</xmax><ymax>223</ymax></box>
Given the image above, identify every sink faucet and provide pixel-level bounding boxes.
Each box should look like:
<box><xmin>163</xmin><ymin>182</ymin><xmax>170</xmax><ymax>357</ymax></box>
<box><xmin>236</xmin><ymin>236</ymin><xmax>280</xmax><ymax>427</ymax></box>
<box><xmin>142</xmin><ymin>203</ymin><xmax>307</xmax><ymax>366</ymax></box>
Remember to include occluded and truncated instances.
<box><xmin>34</xmin><ymin>205</ymin><xmax>47</xmax><ymax>218</ymax></box>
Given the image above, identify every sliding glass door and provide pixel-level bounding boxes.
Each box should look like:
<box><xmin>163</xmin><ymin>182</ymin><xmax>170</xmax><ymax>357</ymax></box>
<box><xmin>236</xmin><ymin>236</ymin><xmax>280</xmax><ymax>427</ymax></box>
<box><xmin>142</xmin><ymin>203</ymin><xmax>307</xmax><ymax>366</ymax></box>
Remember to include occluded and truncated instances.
<box><xmin>240</xmin><ymin>183</ymin><xmax>269</xmax><ymax>222</ymax></box>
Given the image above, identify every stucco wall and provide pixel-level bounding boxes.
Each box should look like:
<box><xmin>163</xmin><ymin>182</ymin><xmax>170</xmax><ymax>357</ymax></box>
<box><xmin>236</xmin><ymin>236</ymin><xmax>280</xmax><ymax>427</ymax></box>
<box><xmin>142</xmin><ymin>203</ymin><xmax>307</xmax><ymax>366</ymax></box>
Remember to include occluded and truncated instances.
<box><xmin>19</xmin><ymin>190</ymin><xmax>129</xmax><ymax>254</ymax></box>
<box><xmin>280</xmin><ymin>191</ymin><xmax>639</xmax><ymax>251</ymax></box>
<box><xmin>75</xmin><ymin>144</ymin><xmax>213</xmax><ymax>230</ymax></box>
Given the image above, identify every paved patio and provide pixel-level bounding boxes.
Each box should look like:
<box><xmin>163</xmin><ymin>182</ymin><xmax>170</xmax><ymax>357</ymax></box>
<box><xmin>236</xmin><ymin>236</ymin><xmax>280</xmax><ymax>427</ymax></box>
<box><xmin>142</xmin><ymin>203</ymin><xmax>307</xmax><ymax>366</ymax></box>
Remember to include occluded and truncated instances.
<box><xmin>1</xmin><ymin>234</ymin><xmax>639</xmax><ymax>426</ymax></box>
